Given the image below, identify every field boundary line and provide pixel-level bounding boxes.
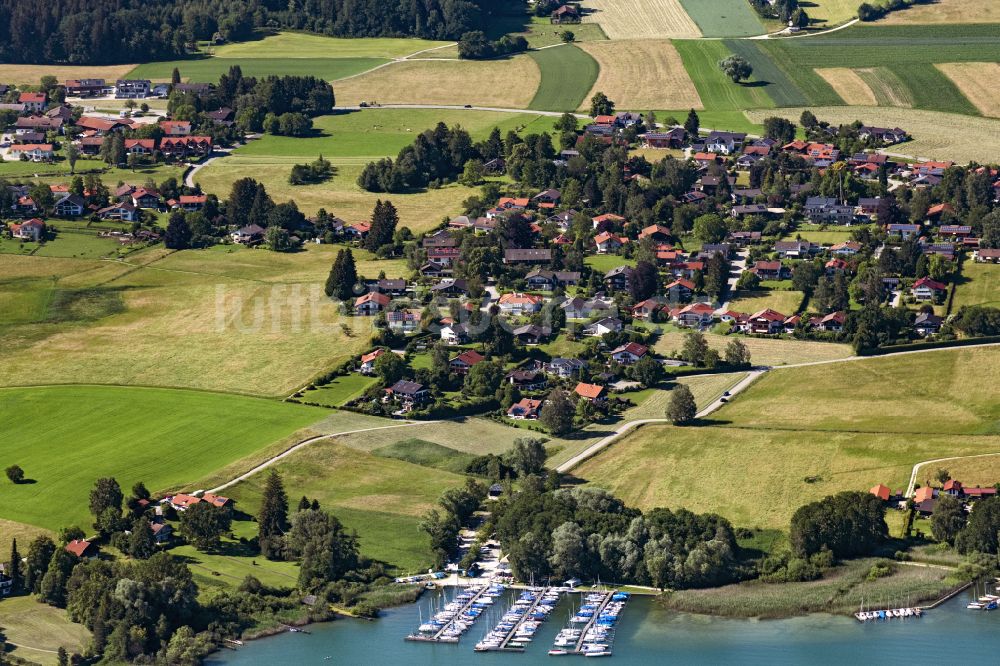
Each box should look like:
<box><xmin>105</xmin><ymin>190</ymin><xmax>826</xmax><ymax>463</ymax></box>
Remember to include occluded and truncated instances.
<box><xmin>206</xmin><ymin>420</ymin><xmax>439</xmax><ymax>493</ymax></box>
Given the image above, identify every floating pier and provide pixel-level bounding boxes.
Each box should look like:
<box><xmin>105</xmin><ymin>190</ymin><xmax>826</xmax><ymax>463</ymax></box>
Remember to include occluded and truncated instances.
<box><xmin>474</xmin><ymin>586</ymin><xmax>560</xmax><ymax>652</ymax></box>
<box><xmin>854</xmin><ymin>607</ymin><xmax>922</xmax><ymax>622</ymax></box>
<box><xmin>551</xmin><ymin>590</ymin><xmax>629</xmax><ymax>657</ymax></box>
<box><xmin>406</xmin><ymin>582</ymin><xmax>505</xmax><ymax>643</ymax></box>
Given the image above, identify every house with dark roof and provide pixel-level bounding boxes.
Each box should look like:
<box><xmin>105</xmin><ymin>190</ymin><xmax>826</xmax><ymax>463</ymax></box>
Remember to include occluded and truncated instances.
<box><xmin>610</xmin><ymin>342</ymin><xmax>648</xmax><ymax>365</ymax></box>
<box><xmin>503</xmin><ymin>248</ymin><xmax>551</xmax><ymax>264</ymax></box>
<box><xmin>385</xmin><ymin>380</ymin><xmax>431</xmax><ymax>407</ymax></box>
<box><xmin>231</xmin><ymin>223</ymin><xmax>265</xmax><ymax>245</ymax></box>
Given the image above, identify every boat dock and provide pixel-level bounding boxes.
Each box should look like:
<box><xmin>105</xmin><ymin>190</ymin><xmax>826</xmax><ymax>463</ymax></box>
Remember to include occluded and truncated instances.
<box><xmin>475</xmin><ymin>587</ymin><xmax>559</xmax><ymax>652</ymax></box>
<box><xmin>550</xmin><ymin>590</ymin><xmax>629</xmax><ymax>657</ymax></box>
<box><xmin>406</xmin><ymin>582</ymin><xmax>504</xmax><ymax>643</ymax></box>
<box><xmin>854</xmin><ymin>607</ymin><xmax>923</xmax><ymax>622</ymax></box>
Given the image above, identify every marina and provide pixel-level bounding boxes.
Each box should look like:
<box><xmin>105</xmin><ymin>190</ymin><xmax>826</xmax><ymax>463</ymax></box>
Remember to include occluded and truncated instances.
<box><xmin>551</xmin><ymin>590</ymin><xmax>630</xmax><ymax>657</ymax></box>
<box><xmin>405</xmin><ymin>582</ymin><xmax>505</xmax><ymax>643</ymax></box>
<box><xmin>475</xmin><ymin>587</ymin><xmax>561</xmax><ymax>652</ymax></box>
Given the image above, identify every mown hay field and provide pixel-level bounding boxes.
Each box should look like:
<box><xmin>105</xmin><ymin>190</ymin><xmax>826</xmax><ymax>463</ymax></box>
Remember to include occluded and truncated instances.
<box><xmin>575</xmin><ymin>424</ymin><xmax>1000</xmax><ymax>529</ymax></box>
<box><xmin>879</xmin><ymin>0</ymin><xmax>1000</xmax><ymax>23</ymax></box>
<box><xmin>746</xmin><ymin>107</ymin><xmax>1000</xmax><ymax>163</ymax></box>
<box><xmin>0</xmin><ymin>386</ymin><xmax>325</xmax><ymax>531</ymax></box>
<box><xmin>678</xmin><ymin>0</ymin><xmax>766</xmax><ymax>37</ymax></box>
<box><xmin>936</xmin><ymin>62</ymin><xmax>1000</xmax><ymax>118</ymax></box>
<box><xmin>577</xmin><ymin>39</ymin><xmax>702</xmax><ymax>111</ymax></box>
<box><xmin>0</xmin><ymin>595</ymin><xmax>91</xmax><ymax>663</ymax></box>
<box><xmin>952</xmin><ymin>262</ymin><xmax>1000</xmax><ymax>311</ymax></box>
<box><xmin>0</xmin><ymin>63</ymin><xmax>135</xmax><ymax>86</ymax></box>
<box><xmin>129</xmin><ymin>57</ymin><xmax>385</xmax><ymax>83</ymax></box>
<box><xmin>528</xmin><ymin>44</ymin><xmax>600</xmax><ymax>112</ymax></box>
<box><xmin>855</xmin><ymin>67</ymin><xmax>914</xmax><ymax>107</ymax></box>
<box><xmin>653</xmin><ymin>331</ymin><xmax>853</xmax><ymax>366</ymax></box>
<box><xmin>0</xmin><ymin>250</ymin><xmax>375</xmax><ymax>395</ymax></box>
<box><xmin>332</xmin><ymin>56</ymin><xmax>541</xmax><ymax>108</ymax></box>
<box><xmin>212</xmin><ymin>32</ymin><xmax>451</xmax><ymax>59</ymax></box>
<box><xmin>805</xmin><ymin>0</ymin><xmax>861</xmax><ymax>25</ymax></box>
<box><xmin>583</xmin><ymin>0</ymin><xmax>701</xmax><ymax>39</ymax></box>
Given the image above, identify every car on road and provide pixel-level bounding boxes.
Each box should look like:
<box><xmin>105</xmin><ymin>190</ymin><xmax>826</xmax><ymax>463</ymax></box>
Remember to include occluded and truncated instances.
<box><xmin>722</xmin><ymin>391</ymin><xmax>731</xmax><ymax>397</ymax></box>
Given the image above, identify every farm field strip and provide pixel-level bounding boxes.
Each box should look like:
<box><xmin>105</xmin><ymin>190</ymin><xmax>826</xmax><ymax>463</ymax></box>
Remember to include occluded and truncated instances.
<box><xmin>815</xmin><ymin>68</ymin><xmax>876</xmax><ymax>106</ymax></box>
<box><xmin>878</xmin><ymin>0</ymin><xmax>1000</xmax><ymax>24</ymax></box>
<box><xmin>724</xmin><ymin>39</ymin><xmax>811</xmax><ymax>107</ymax></box>
<box><xmin>677</xmin><ymin>0</ymin><xmax>766</xmax><ymax>37</ymax></box>
<box><xmin>583</xmin><ymin>0</ymin><xmax>701</xmax><ymax>39</ymax></box>
<box><xmin>673</xmin><ymin>40</ymin><xmax>774</xmax><ymax>111</ymax></box>
<box><xmin>854</xmin><ymin>67</ymin><xmax>913</xmax><ymax>107</ymax></box>
<box><xmin>936</xmin><ymin>62</ymin><xmax>1000</xmax><ymax>118</ymax></box>
<box><xmin>653</xmin><ymin>332</ymin><xmax>853</xmax><ymax>367</ymax></box>
<box><xmin>0</xmin><ymin>63</ymin><xmax>135</xmax><ymax>86</ymax></box>
<box><xmin>528</xmin><ymin>44</ymin><xmax>599</xmax><ymax>112</ymax></box>
<box><xmin>577</xmin><ymin>39</ymin><xmax>702</xmax><ymax>111</ymax></box>
<box><xmin>128</xmin><ymin>57</ymin><xmax>387</xmax><ymax>83</ymax></box>
<box><xmin>745</xmin><ymin>106</ymin><xmax>1000</xmax><ymax>163</ymax></box>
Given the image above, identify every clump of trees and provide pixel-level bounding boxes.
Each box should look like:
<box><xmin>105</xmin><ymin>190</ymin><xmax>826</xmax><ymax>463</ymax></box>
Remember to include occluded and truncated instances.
<box><xmin>290</xmin><ymin>156</ymin><xmax>335</xmax><ymax>185</ymax></box>
<box><xmin>457</xmin><ymin>31</ymin><xmax>528</xmax><ymax>59</ymax></box>
<box><xmin>789</xmin><ymin>491</ymin><xmax>888</xmax><ymax>559</ymax></box>
<box><xmin>358</xmin><ymin>123</ymin><xmax>477</xmax><ymax>192</ymax></box>
<box><xmin>718</xmin><ymin>55</ymin><xmax>753</xmax><ymax>83</ymax></box>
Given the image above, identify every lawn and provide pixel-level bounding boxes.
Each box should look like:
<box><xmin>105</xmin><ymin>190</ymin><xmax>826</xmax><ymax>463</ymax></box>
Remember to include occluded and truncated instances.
<box><xmin>951</xmin><ymin>262</ymin><xmax>1000</xmax><ymax>311</ymax></box>
<box><xmin>745</xmin><ymin>107</ymin><xmax>1000</xmax><ymax>163</ymax></box>
<box><xmin>220</xmin><ymin>440</ymin><xmax>467</xmax><ymax>573</ymax></box>
<box><xmin>618</xmin><ymin>373</ymin><xmax>749</xmax><ymax>421</ymax></box>
<box><xmin>672</xmin><ymin>40</ymin><xmax>774</xmax><ymax>112</ymax></box>
<box><xmin>805</xmin><ymin>0</ymin><xmax>862</xmax><ymax>25</ymax></box>
<box><xmin>721</xmin><ymin>346</ymin><xmax>1000</xmax><ymax>435</ymax></box>
<box><xmin>653</xmin><ymin>330</ymin><xmax>853</xmax><ymax>366</ymax></box>
<box><xmin>816</xmin><ymin>67</ymin><xmax>878</xmax><ymax>106</ymax></box>
<box><xmin>527</xmin><ymin>44</ymin><xmax>600</xmax><ymax>112</ymax></box>
<box><xmin>782</xmin><ymin>224</ymin><xmax>861</xmax><ymax>245</ymax></box>
<box><xmin>583</xmin><ymin>0</ymin><xmax>701</xmax><ymax>39</ymax></box>
<box><xmin>0</xmin><ymin>251</ymin><xmax>376</xmax><ymax>395</ymax></box>
<box><xmin>331</xmin><ymin>417</ymin><xmax>540</xmax><ymax>457</ymax></box>
<box><xmin>300</xmin><ymin>373</ymin><xmax>379</xmax><ymax>407</ymax></box>
<box><xmin>678</xmin><ymin>0</ymin><xmax>766</xmax><ymax>37</ymax></box>
<box><xmin>514</xmin><ymin>16</ymin><xmax>609</xmax><ymax>47</ymax></box>
<box><xmin>0</xmin><ymin>595</ymin><xmax>91</xmax><ymax>664</ymax></box>
<box><xmin>923</xmin><ymin>453</ymin><xmax>1000</xmax><ymax>489</ymax></box>
<box><xmin>332</xmin><ymin>56</ymin><xmax>541</xmax><ymax>108</ymax></box>
<box><xmin>0</xmin><ymin>386</ymin><xmax>326</xmax><ymax>533</ymax></box>
<box><xmin>729</xmin><ymin>289</ymin><xmax>804</xmax><ymax>315</ymax></box>
<box><xmin>577</xmin><ymin>39</ymin><xmax>702</xmax><ymax>111</ymax></box>
<box><xmin>724</xmin><ymin>39</ymin><xmax>811</xmax><ymax>108</ymax></box>
<box><xmin>584</xmin><ymin>253</ymin><xmax>635</xmax><ymax>272</ymax></box>
<box><xmin>372</xmin><ymin>437</ymin><xmax>478</xmax><ymax>473</ymax></box>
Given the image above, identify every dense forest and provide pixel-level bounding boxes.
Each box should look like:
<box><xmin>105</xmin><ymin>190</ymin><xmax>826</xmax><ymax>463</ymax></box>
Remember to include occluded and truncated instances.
<box><xmin>0</xmin><ymin>0</ymin><xmax>512</xmax><ymax>65</ymax></box>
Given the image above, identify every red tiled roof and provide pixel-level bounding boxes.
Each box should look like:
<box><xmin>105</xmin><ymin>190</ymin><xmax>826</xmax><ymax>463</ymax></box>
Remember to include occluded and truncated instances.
<box><xmin>575</xmin><ymin>382</ymin><xmax>605</xmax><ymax>399</ymax></box>
<box><xmin>870</xmin><ymin>484</ymin><xmax>891</xmax><ymax>501</ymax></box>
<box><xmin>361</xmin><ymin>349</ymin><xmax>386</xmax><ymax>364</ymax></box>
<box><xmin>64</xmin><ymin>539</ymin><xmax>94</xmax><ymax>558</ymax></box>
<box><xmin>913</xmin><ymin>486</ymin><xmax>934</xmax><ymax>502</ymax></box>
<box><xmin>452</xmin><ymin>350</ymin><xmax>485</xmax><ymax>366</ymax></box>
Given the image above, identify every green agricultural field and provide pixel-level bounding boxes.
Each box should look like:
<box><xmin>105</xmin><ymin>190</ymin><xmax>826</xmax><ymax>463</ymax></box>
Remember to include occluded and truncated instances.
<box><xmin>373</xmin><ymin>438</ymin><xmax>478</xmax><ymax>473</ymax></box>
<box><xmin>678</xmin><ymin>0</ymin><xmax>766</xmax><ymax>37</ymax></box>
<box><xmin>300</xmin><ymin>373</ymin><xmax>379</xmax><ymax>407</ymax></box>
<box><xmin>220</xmin><ymin>440</ymin><xmax>467</xmax><ymax>573</ymax></box>
<box><xmin>720</xmin><ymin>346</ymin><xmax>1000</xmax><ymax>434</ymax></box>
<box><xmin>756</xmin><ymin>24</ymin><xmax>1000</xmax><ymax>114</ymax></box>
<box><xmin>516</xmin><ymin>16</ymin><xmax>608</xmax><ymax>47</ymax></box>
<box><xmin>724</xmin><ymin>40</ymin><xmax>811</xmax><ymax>107</ymax></box>
<box><xmin>672</xmin><ymin>40</ymin><xmax>774</xmax><ymax>112</ymax></box>
<box><xmin>0</xmin><ymin>595</ymin><xmax>91</xmax><ymax>663</ymax></box>
<box><xmin>125</xmin><ymin>32</ymin><xmax>453</xmax><ymax>82</ymax></box>
<box><xmin>952</xmin><ymin>262</ymin><xmax>1000</xmax><ymax>310</ymax></box>
<box><xmin>528</xmin><ymin>44</ymin><xmax>600</xmax><ymax>112</ymax></box>
<box><xmin>0</xmin><ymin>385</ymin><xmax>326</xmax><ymax>532</ymax></box>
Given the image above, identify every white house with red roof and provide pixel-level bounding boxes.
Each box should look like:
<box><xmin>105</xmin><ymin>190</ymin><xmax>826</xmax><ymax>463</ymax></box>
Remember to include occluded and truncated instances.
<box><xmin>497</xmin><ymin>292</ymin><xmax>543</xmax><ymax>316</ymax></box>
<box><xmin>355</xmin><ymin>291</ymin><xmax>390</xmax><ymax>315</ymax></box>
<box><xmin>911</xmin><ymin>277</ymin><xmax>947</xmax><ymax>301</ymax></box>
<box><xmin>746</xmin><ymin>309</ymin><xmax>786</xmax><ymax>334</ymax></box>
<box><xmin>8</xmin><ymin>218</ymin><xmax>45</xmax><ymax>241</ymax></box>
<box><xmin>610</xmin><ymin>342</ymin><xmax>648</xmax><ymax>365</ymax></box>
<box><xmin>673</xmin><ymin>302</ymin><xmax>715</xmax><ymax>328</ymax></box>
<box><xmin>18</xmin><ymin>91</ymin><xmax>46</xmax><ymax>112</ymax></box>
<box><xmin>359</xmin><ymin>348</ymin><xmax>386</xmax><ymax>374</ymax></box>
<box><xmin>449</xmin><ymin>349</ymin><xmax>485</xmax><ymax>375</ymax></box>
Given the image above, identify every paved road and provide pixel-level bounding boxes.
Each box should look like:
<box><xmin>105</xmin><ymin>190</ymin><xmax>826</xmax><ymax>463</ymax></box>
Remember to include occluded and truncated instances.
<box><xmin>334</xmin><ymin>104</ymin><xmax>590</xmax><ymax>119</ymax></box>
<box><xmin>207</xmin><ymin>420</ymin><xmax>437</xmax><ymax>493</ymax></box>
<box><xmin>555</xmin><ymin>369</ymin><xmax>765</xmax><ymax>473</ymax></box>
<box><xmin>184</xmin><ymin>148</ymin><xmax>232</xmax><ymax>187</ymax></box>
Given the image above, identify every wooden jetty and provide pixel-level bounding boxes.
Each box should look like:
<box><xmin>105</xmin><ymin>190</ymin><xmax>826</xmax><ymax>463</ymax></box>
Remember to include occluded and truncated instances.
<box><xmin>405</xmin><ymin>583</ymin><xmax>492</xmax><ymax>643</ymax></box>
<box><xmin>571</xmin><ymin>591</ymin><xmax>615</xmax><ymax>655</ymax></box>
<box><xmin>497</xmin><ymin>587</ymin><xmax>552</xmax><ymax>652</ymax></box>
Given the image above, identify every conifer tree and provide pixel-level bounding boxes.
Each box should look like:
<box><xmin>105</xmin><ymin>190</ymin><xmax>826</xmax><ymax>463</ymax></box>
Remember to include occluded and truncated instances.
<box><xmin>324</xmin><ymin>248</ymin><xmax>357</xmax><ymax>301</ymax></box>
<box><xmin>8</xmin><ymin>538</ymin><xmax>22</xmax><ymax>594</ymax></box>
<box><xmin>363</xmin><ymin>199</ymin><xmax>398</xmax><ymax>252</ymax></box>
<box><xmin>258</xmin><ymin>470</ymin><xmax>289</xmax><ymax>560</ymax></box>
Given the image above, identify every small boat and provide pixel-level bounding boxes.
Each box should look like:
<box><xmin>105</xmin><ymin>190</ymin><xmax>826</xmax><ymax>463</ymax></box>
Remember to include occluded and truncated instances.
<box><xmin>548</xmin><ymin>649</ymin><xmax>568</xmax><ymax>655</ymax></box>
<box><xmin>584</xmin><ymin>651</ymin><xmax>611</xmax><ymax>658</ymax></box>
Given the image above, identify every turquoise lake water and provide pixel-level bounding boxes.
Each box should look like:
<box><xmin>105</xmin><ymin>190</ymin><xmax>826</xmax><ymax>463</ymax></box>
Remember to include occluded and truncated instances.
<box><xmin>208</xmin><ymin>587</ymin><xmax>1000</xmax><ymax>665</ymax></box>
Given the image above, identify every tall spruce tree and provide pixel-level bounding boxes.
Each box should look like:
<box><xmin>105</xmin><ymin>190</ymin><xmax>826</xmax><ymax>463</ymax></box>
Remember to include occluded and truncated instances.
<box><xmin>324</xmin><ymin>248</ymin><xmax>358</xmax><ymax>301</ymax></box>
<box><xmin>24</xmin><ymin>535</ymin><xmax>55</xmax><ymax>594</ymax></box>
<box><xmin>684</xmin><ymin>109</ymin><xmax>699</xmax><ymax>138</ymax></box>
<box><xmin>258</xmin><ymin>470</ymin><xmax>289</xmax><ymax>560</ymax></box>
<box><xmin>8</xmin><ymin>538</ymin><xmax>22</xmax><ymax>594</ymax></box>
<box><xmin>129</xmin><ymin>517</ymin><xmax>156</xmax><ymax>559</ymax></box>
<box><xmin>164</xmin><ymin>212</ymin><xmax>192</xmax><ymax>249</ymax></box>
<box><xmin>363</xmin><ymin>199</ymin><xmax>399</xmax><ymax>252</ymax></box>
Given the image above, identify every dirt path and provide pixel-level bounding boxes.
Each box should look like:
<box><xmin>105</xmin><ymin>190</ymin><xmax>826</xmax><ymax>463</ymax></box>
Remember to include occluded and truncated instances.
<box><xmin>905</xmin><ymin>451</ymin><xmax>1000</xmax><ymax>498</ymax></box>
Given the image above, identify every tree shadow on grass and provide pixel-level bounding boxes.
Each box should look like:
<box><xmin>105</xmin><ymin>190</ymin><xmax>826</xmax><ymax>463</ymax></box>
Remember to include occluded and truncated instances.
<box><xmin>740</xmin><ymin>81</ymin><xmax>770</xmax><ymax>88</ymax></box>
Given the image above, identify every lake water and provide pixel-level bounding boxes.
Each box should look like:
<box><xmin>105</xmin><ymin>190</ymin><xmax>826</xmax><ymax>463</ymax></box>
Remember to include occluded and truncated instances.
<box><xmin>208</xmin><ymin>587</ymin><xmax>1000</xmax><ymax>665</ymax></box>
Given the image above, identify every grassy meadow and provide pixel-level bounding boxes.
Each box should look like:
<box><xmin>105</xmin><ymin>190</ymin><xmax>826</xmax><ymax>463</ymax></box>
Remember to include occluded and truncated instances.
<box><xmin>672</xmin><ymin>40</ymin><xmax>774</xmax><ymax>112</ymax></box>
<box><xmin>0</xmin><ymin>385</ymin><xmax>325</xmax><ymax>532</ymax></box>
<box><xmin>653</xmin><ymin>331</ymin><xmax>853</xmax><ymax>366</ymax></box>
<box><xmin>678</xmin><ymin>0</ymin><xmax>766</xmax><ymax>37</ymax></box>
<box><xmin>527</xmin><ymin>44</ymin><xmax>600</xmax><ymax>112</ymax></box>
<box><xmin>0</xmin><ymin>595</ymin><xmax>91</xmax><ymax>664</ymax></box>
<box><xmin>729</xmin><ymin>289</ymin><xmax>805</xmax><ymax>315</ymax></box>
<box><xmin>577</xmin><ymin>39</ymin><xmax>702</xmax><ymax>111</ymax></box>
<box><xmin>952</xmin><ymin>262</ymin><xmax>1000</xmax><ymax>311</ymax></box>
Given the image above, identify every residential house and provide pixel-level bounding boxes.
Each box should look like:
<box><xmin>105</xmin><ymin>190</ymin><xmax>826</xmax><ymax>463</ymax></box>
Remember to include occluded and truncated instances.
<box><xmin>731</xmin><ymin>204</ymin><xmax>768</xmax><ymax>218</ymax></box>
<box><xmin>98</xmin><ymin>202</ymin><xmax>139</xmax><ymax>222</ymax></box>
<box><xmin>815</xmin><ymin>311</ymin><xmax>846</xmax><ymax>332</ymax></box>
<box><xmin>355</xmin><ymin>291</ymin><xmax>391</xmax><ymax>315</ymax></box>
<box><xmin>160</xmin><ymin>120</ymin><xmax>192</xmax><ymax>136</ymax></box>
<box><xmin>728</xmin><ymin>230</ymin><xmax>762</xmax><ymax>246</ymax></box>
<box><xmin>665</xmin><ymin>279</ymin><xmax>695</xmax><ymax>301</ymax></box>
<box><xmin>53</xmin><ymin>194</ymin><xmax>86</xmax><ymax>217</ymax></box>
<box><xmin>584</xmin><ymin>317</ymin><xmax>623</xmax><ymax>337</ymax></box>
<box><xmin>610</xmin><ymin>342</ymin><xmax>648</xmax><ymax>365</ymax></box>
<box><xmin>604</xmin><ymin>265</ymin><xmax>634</xmax><ymax>291</ymax></box>
<box><xmin>642</xmin><ymin>127</ymin><xmax>685</xmax><ymax>148</ymax></box>
<box><xmin>513</xmin><ymin>324</ymin><xmax>550</xmax><ymax>345</ymax></box>
<box><xmin>77</xmin><ymin>136</ymin><xmax>105</xmax><ymax>155</ymax></box>
<box><xmin>507</xmin><ymin>398</ymin><xmax>543</xmax><ymax>420</ymax></box>
<box><xmin>974</xmin><ymin>248</ymin><xmax>1000</xmax><ymax>263</ymax></box>
<box><xmin>547</xmin><ymin>357</ymin><xmax>586</xmax><ymax>378</ymax></box>
<box><xmin>359</xmin><ymin>348</ymin><xmax>386</xmax><ymax>374</ymax></box>
<box><xmin>506</xmin><ymin>368</ymin><xmax>547</xmax><ymax>390</ymax></box>
<box><xmin>498</xmin><ymin>292</ymin><xmax>543</xmax><ymax>316</ymax></box>
<box><xmin>914</xmin><ymin>312</ymin><xmax>943</xmax><ymax>336</ymax></box>
<box><xmin>750</xmin><ymin>260</ymin><xmax>784</xmax><ymax>280</ymax></box>
<box><xmin>427</xmin><ymin>245</ymin><xmax>461</xmax><ymax>266</ymax></box>
<box><xmin>371</xmin><ymin>278</ymin><xmax>407</xmax><ymax>296</ymax></box>
<box><xmin>65</xmin><ymin>78</ymin><xmax>111</xmax><ymax>96</ymax></box>
<box><xmin>131</xmin><ymin>189</ymin><xmax>160</xmax><ymax>209</ymax></box>
<box><xmin>387</xmin><ymin>309</ymin><xmax>420</xmax><ymax>333</ymax></box>
<box><xmin>825</xmin><ymin>258</ymin><xmax>849</xmax><ymax>275</ymax></box>
<box><xmin>911</xmin><ymin>277</ymin><xmax>947</xmax><ymax>301</ymax></box>
<box><xmin>8</xmin><ymin>218</ymin><xmax>45</xmax><ymax>241</ymax></box>
<box><xmin>429</xmin><ymin>278</ymin><xmax>468</xmax><ymax>297</ymax></box>
<box><xmin>561</xmin><ymin>296</ymin><xmax>612</xmax><ymax>320</ymax></box>
<box><xmin>938</xmin><ymin>224</ymin><xmax>972</xmax><ymax>239</ymax></box>
<box><xmin>594</xmin><ymin>231</ymin><xmax>627</xmax><ymax>254</ymax></box>
<box><xmin>575</xmin><ymin>382</ymin><xmax>607</xmax><ymax>403</ymax></box>
<box><xmin>859</xmin><ymin>126</ymin><xmax>908</xmax><ymax>144</ymax></box>
<box><xmin>450</xmin><ymin>350</ymin><xmax>485</xmax><ymax>375</ymax></box>
<box><xmin>65</xmin><ymin>539</ymin><xmax>99</xmax><ymax>559</ymax></box>
<box><xmin>150</xmin><ymin>522</ymin><xmax>173</xmax><ymax>544</ymax></box>
<box><xmin>14</xmin><ymin>115</ymin><xmax>61</xmax><ymax>133</ymax></box>
<box><xmin>550</xmin><ymin>4</ymin><xmax>581</xmax><ymax>23</ymax></box>
<box><xmin>160</xmin><ymin>136</ymin><xmax>213</xmax><ymax>159</ymax></box>
<box><xmin>385</xmin><ymin>380</ymin><xmax>431</xmax><ymax>408</ymax></box>
<box><xmin>592</xmin><ymin>213</ymin><xmax>626</xmax><ymax>230</ymax></box>
<box><xmin>746</xmin><ymin>309</ymin><xmax>786</xmax><ymax>334</ymax></box>
<box><xmin>440</xmin><ymin>323</ymin><xmax>471</xmax><ymax>344</ymax></box>
<box><xmin>638</xmin><ymin>224</ymin><xmax>672</xmax><ymax>242</ymax></box>
<box><xmin>804</xmin><ymin>197</ymin><xmax>854</xmax><ymax>224</ymax></box>
<box><xmin>231</xmin><ymin>223</ymin><xmax>265</xmax><ymax>245</ymax></box>
<box><xmin>673</xmin><ymin>302</ymin><xmax>715</xmax><ymax>328</ymax></box>
<box><xmin>9</xmin><ymin>143</ymin><xmax>54</xmax><ymax>161</ymax></box>
<box><xmin>533</xmin><ymin>188</ymin><xmax>561</xmax><ymax>207</ymax></box>
<box><xmin>174</xmin><ymin>195</ymin><xmax>207</xmax><ymax>211</ymax></box>
<box><xmin>124</xmin><ymin>138</ymin><xmax>155</xmax><ymax>155</ymax></box>
<box><xmin>631</xmin><ymin>298</ymin><xmax>662</xmax><ymax>319</ymax></box>
<box><xmin>870</xmin><ymin>483</ymin><xmax>892</xmax><ymax>502</ymax></box>
<box><xmin>115</xmin><ymin>79</ymin><xmax>151</xmax><ymax>98</ymax></box>
<box><xmin>774</xmin><ymin>240</ymin><xmax>815</xmax><ymax>259</ymax></box>
<box><xmin>503</xmin><ymin>248</ymin><xmax>551</xmax><ymax>264</ymax></box>
<box><xmin>18</xmin><ymin>91</ymin><xmax>46</xmax><ymax>113</ymax></box>
<box><xmin>830</xmin><ymin>241</ymin><xmax>862</xmax><ymax>256</ymax></box>
<box><xmin>887</xmin><ymin>223</ymin><xmax>921</xmax><ymax>240</ymax></box>
<box><xmin>525</xmin><ymin>268</ymin><xmax>580</xmax><ymax>290</ymax></box>
<box><xmin>704</xmin><ymin>131</ymin><xmax>745</xmax><ymax>155</ymax></box>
